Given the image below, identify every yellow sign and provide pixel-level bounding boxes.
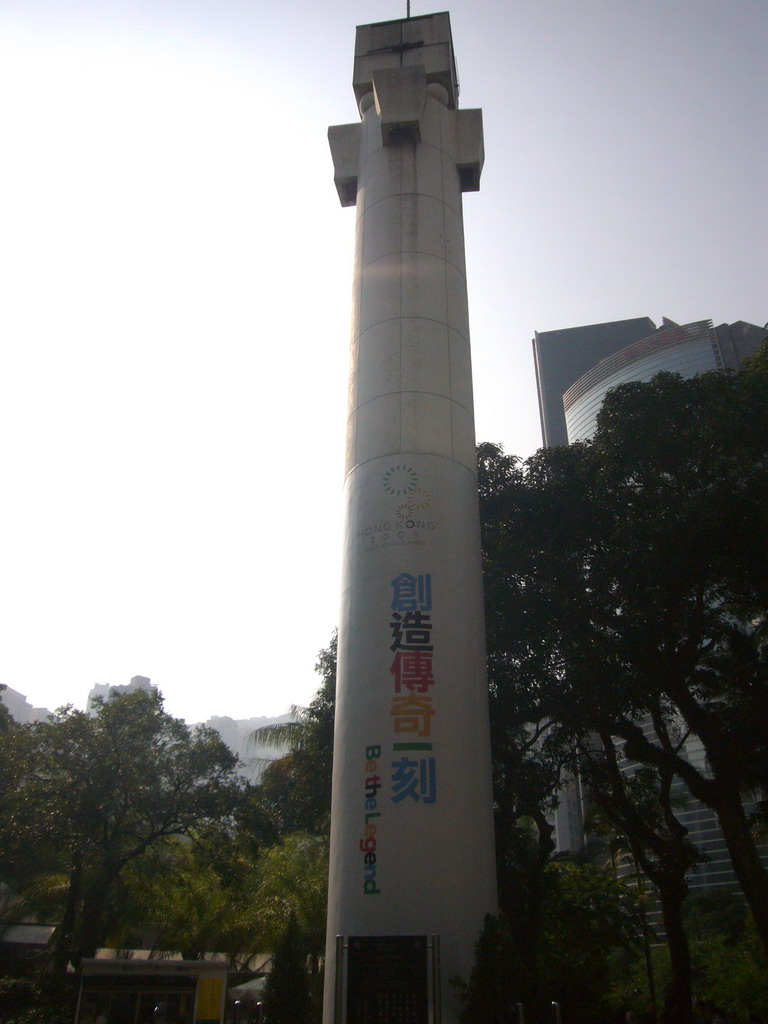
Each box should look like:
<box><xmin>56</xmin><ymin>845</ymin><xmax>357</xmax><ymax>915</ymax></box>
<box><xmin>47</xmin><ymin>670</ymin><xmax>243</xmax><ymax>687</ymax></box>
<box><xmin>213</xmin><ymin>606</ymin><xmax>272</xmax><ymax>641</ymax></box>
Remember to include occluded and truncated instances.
<box><xmin>196</xmin><ymin>976</ymin><xmax>224</xmax><ymax>1024</ymax></box>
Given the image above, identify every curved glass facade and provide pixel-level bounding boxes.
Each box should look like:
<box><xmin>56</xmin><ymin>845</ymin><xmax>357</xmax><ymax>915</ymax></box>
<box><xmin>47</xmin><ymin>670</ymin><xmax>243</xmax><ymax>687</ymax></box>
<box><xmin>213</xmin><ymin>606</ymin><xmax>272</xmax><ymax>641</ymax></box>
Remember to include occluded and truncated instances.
<box><xmin>563</xmin><ymin>320</ymin><xmax>721</xmax><ymax>442</ymax></box>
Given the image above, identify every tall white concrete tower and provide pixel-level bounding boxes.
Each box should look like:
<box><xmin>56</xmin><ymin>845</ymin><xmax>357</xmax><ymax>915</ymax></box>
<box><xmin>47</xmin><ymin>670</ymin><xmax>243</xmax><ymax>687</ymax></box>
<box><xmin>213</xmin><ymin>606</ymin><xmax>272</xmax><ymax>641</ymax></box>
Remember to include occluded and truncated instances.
<box><xmin>325</xmin><ymin>14</ymin><xmax>497</xmax><ymax>1024</ymax></box>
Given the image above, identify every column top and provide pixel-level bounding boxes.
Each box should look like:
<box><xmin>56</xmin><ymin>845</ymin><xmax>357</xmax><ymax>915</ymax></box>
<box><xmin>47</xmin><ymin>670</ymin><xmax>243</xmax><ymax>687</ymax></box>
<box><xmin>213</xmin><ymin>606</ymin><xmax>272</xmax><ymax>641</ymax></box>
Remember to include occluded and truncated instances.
<box><xmin>353</xmin><ymin>12</ymin><xmax>459</xmax><ymax>110</ymax></box>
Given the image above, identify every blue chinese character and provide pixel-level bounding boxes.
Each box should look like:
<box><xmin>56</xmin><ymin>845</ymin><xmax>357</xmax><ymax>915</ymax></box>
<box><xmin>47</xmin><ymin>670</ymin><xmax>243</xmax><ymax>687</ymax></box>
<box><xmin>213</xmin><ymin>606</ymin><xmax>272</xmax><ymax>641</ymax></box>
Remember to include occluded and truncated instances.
<box><xmin>390</xmin><ymin>573</ymin><xmax>432</xmax><ymax>612</ymax></box>
<box><xmin>391</xmin><ymin>756</ymin><xmax>437</xmax><ymax>804</ymax></box>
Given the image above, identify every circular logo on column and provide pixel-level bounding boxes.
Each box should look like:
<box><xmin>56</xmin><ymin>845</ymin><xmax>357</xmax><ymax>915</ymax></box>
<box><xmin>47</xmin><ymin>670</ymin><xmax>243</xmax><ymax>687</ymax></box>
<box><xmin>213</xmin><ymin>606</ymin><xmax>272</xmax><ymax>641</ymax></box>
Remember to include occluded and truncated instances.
<box><xmin>357</xmin><ymin>464</ymin><xmax>436</xmax><ymax>552</ymax></box>
<box><xmin>382</xmin><ymin>464</ymin><xmax>432</xmax><ymax>518</ymax></box>
<box><xmin>382</xmin><ymin>464</ymin><xmax>419</xmax><ymax>496</ymax></box>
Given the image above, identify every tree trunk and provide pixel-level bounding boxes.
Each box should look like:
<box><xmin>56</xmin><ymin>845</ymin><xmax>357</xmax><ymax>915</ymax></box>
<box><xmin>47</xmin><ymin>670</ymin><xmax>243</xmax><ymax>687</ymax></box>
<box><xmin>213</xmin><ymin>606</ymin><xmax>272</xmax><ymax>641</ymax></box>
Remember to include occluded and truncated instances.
<box><xmin>75</xmin><ymin>892</ymin><xmax>108</xmax><ymax>965</ymax></box>
<box><xmin>709</xmin><ymin>785</ymin><xmax>768</xmax><ymax>953</ymax></box>
<box><xmin>656</xmin><ymin>881</ymin><xmax>693</xmax><ymax>1024</ymax></box>
<box><xmin>48</xmin><ymin>855</ymin><xmax>82</xmax><ymax>976</ymax></box>
<box><xmin>495</xmin><ymin>818</ymin><xmax>550</xmax><ymax>1017</ymax></box>
<box><xmin>616</xmin><ymin>716</ymin><xmax>768</xmax><ymax>954</ymax></box>
<box><xmin>75</xmin><ymin>864</ymin><xmax>121</xmax><ymax>965</ymax></box>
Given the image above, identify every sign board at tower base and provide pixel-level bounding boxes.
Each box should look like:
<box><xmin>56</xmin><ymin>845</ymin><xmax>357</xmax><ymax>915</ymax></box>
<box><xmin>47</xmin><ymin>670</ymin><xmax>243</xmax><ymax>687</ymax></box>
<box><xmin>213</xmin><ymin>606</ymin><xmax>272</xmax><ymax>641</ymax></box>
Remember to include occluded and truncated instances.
<box><xmin>334</xmin><ymin>935</ymin><xmax>440</xmax><ymax>1024</ymax></box>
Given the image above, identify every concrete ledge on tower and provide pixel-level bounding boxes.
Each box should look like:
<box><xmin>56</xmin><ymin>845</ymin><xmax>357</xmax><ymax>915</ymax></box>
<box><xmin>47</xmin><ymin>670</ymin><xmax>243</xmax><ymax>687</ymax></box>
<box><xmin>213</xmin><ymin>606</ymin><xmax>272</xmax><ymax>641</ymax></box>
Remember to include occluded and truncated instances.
<box><xmin>353</xmin><ymin>12</ymin><xmax>459</xmax><ymax>111</ymax></box>
<box><xmin>454</xmin><ymin>108</ymin><xmax>484</xmax><ymax>191</ymax></box>
<box><xmin>328</xmin><ymin>122</ymin><xmax>361</xmax><ymax>207</ymax></box>
<box><xmin>372</xmin><ymin>66</ymin><xmax>427</xmax><ymax>146</ymax></box>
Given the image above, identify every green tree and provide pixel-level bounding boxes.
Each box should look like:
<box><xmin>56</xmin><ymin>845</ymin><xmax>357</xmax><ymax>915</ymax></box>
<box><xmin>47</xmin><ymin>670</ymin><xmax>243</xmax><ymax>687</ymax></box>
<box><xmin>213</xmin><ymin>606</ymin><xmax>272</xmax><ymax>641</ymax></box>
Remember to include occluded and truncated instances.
<box><xmin>110</xmin><ymin>826</ymin><xmax>326</xmax><ymax>971</ymax></box>
<box><xmin>691</xmin><ymin>917</ymin><xmax>768</xmax><ymax>1019</ymax></box>
<box><xmin>0</xmin><ymin>688</ymin><xmax>243</xmax><ymax>974</ymax></box>
<box><xmin>114</xmin><ymin>836</ymin><xmax>265</xmax><ymax>966</ymax></box>
<box><xmin>0</xmin><ymin>685</ymin><xmax>14</xmax><ymax>734</ymax></box>
<box><xmin>539</xmin><ymin>861</ymin><xmax>641</xmax><ymax>1022</ymax></box>
<box><xmin>608</xmin><ymin>903</ymin><xmax>768</xmax><ymax>1022</ymax></box>
<box><xmin>254</xmin><ymin>832</ymin><xmax>328</xmax><ymax>965</ymax></box>
<box><xmin>584</xmin><ymin>357</ymin><xmax>768</xmax><ymax>949</ymax></box>
<box><xmin>0</xmin><ymin>717</ymin><xmax>67</xmax><ymax>931</ymax></box>
<box><xmin>458</xmin><ymin>913</ymin><xmax>515</xmax><ymax>1024</ymax></box>
<box><xmin>250</xmin><ymin>634</ymin><xmax>336</xmax><ymax>837</ymax></box>
<box><xmin>476</xmin><ymin>351</ymin><xmax>768</xmax><ymax>1024</ymax></box>
<box><xmin>477</xmin><ymin>352</ymin><xmax>768</xmax><ymax>956</ymax></box>
<box><xmin>575</xmin><ymin>733</ymin><xmax>702</xmax><ymax>1022</ymax></box>
<box><xmin>480</xmin><ymin>442</ymin><xmax>698</xmax><ymax>1021</ymax></box>
<box><xmin>682</xmin><ymin>889</ymin><xmax>747</xmax><ymax>946</ymax></box>
<box><xmin>460</xmin><ymin>863</ymin><xmax>640</xmax><ymax>1024</ymax></box>
<box><xmin>262</xmin><ymin>911</ymin><xmax>315</xmax><ymax>1024</ymax></box>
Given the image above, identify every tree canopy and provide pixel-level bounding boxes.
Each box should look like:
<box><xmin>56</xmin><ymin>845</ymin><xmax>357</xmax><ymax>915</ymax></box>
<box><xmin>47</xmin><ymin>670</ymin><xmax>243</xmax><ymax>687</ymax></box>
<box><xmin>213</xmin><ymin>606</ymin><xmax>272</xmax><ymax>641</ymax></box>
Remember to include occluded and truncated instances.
<box><xmin>477</xmin><ymin>345</ymin><xmax>768</xmax><ymax>1022</ymax></box>
<box><xmin>249</xmin><ymin>632</ymin><xmax>336</xmax><ymax>837</ymax></box>
<box><xmin>0</xmin><ymin>688</ymin><xmax>243</xmax><ymax>972</ymax></box>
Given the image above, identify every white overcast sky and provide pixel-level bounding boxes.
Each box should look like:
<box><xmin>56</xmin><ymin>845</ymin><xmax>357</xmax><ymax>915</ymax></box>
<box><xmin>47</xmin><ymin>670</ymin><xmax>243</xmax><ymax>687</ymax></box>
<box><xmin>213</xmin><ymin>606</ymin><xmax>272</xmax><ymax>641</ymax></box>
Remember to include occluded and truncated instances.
<box><xmin>1</xmin><ymin>0</ymin><xmax>765</xmax><ymax>724</ymax></box>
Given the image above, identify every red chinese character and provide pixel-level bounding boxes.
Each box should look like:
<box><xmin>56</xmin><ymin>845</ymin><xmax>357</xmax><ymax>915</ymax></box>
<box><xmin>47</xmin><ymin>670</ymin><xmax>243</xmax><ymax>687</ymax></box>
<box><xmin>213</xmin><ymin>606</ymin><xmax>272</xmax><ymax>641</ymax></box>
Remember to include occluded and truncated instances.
<box><xmin>390</xmin><ymin>651</ymin><xmax>435</xmax><ymax>693</ymax></box>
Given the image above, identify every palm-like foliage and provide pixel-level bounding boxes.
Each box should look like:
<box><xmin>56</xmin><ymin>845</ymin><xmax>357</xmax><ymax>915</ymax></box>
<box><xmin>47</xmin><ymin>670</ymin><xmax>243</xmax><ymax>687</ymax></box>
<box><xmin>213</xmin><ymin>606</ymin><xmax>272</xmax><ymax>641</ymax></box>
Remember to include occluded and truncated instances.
<box><xmin>248</xmin><ymin>634</ymin><xmax>336</xmax><ymax>836</ymax></box>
